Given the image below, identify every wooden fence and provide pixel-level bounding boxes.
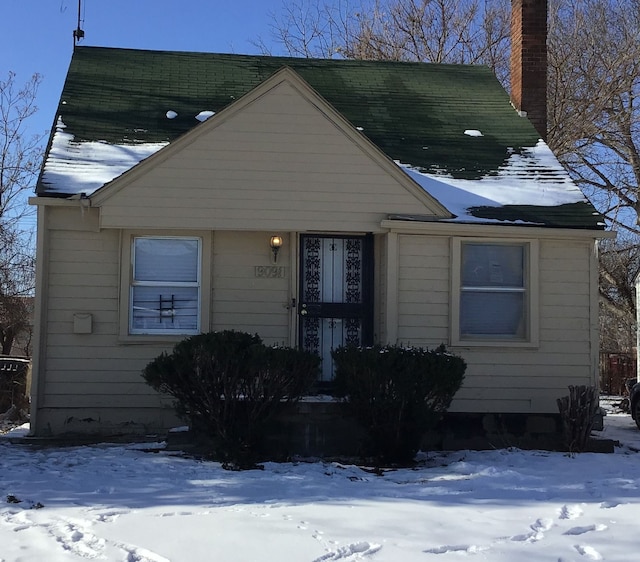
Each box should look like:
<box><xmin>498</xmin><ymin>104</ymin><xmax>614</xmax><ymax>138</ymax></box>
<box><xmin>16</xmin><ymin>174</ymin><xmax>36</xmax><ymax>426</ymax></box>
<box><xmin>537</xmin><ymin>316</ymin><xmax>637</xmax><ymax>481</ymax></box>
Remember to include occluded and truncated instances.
<box><xmin>599</xmin><ymin>351</ymin><xmax>636</xmax><ymax>395</ymax></box>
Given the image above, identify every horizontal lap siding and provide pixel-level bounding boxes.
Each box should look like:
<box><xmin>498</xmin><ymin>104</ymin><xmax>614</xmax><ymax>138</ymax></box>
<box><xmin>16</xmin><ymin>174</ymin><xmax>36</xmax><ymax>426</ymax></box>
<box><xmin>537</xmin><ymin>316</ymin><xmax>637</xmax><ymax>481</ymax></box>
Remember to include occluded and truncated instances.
<box><xmin>42</xmin><ymin>393</ymin><xmax>166</xmax><ymax>409</ymax></box>
<box><xmin>396</xmin><ymin>235</ymin><xmax>450</xmax><ymax>344</ymax></box>
<box><xmin>211</xmin><ymin>231</ymin><xmax>290</xmax><ymax>345</ymax></box>
<box><xmin>45</xmin><ymin>219</ymin><xmax>119</xmax><ymax>346</ymax></box>
<box><xmin>453</xmin><ymin>239</ymin><xmax>594</xmax><ymax>413</ymax></box>
<box><xmin>99</xmin><ymin>82</ymin><xmax>433</xmax><ymax>231</ymax></box>
<box><xmin>395</xmin><ymin>235</ymin><xmax>595</xmax><ymax>414</ymax></box>
<box><xmin>39</xmin><ymin>208</ymin><xmax>173</xmax><ymax>420</ymax></box>
<box><xmin>38</xmin><ymin>210</ymin><xmax>294</xmax><ymax>434</ymax></box>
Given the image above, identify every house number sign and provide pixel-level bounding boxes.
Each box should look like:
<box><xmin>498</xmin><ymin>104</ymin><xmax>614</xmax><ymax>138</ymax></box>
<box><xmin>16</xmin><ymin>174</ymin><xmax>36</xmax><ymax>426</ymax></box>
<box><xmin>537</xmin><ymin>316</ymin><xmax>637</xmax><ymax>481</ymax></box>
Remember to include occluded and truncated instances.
<box><xmin>254</xmin><ymin>266</ymin><xmax>286</xmax><ymax>278</ymax></box>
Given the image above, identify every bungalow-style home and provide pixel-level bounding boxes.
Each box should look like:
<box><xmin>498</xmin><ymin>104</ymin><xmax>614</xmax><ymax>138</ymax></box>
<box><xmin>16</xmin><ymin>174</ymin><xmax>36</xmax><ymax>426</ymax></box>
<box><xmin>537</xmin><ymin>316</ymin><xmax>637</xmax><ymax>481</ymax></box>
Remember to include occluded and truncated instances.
<box><xmin>29</xmin><ymin>3</ymin><xmax>610</xmax><ymax>449</ymax></box>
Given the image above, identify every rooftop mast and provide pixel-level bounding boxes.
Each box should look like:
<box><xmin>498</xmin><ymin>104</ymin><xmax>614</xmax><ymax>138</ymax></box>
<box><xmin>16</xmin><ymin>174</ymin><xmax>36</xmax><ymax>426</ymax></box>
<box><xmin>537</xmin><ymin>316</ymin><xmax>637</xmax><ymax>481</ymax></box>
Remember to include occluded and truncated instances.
<box><xmin>73</xmin><ymin>0</ymin><xmax>85</xmax><ymax>48</ymax></box>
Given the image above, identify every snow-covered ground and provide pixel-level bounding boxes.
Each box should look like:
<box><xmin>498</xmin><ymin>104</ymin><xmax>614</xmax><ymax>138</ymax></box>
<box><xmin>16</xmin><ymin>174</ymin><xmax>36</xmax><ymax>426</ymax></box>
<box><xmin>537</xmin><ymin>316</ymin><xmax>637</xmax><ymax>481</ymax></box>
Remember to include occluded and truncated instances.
<box><xmin>1</xmin><ymin>401</ymin><xmax>639</xmax><ymax>562</ymax></box>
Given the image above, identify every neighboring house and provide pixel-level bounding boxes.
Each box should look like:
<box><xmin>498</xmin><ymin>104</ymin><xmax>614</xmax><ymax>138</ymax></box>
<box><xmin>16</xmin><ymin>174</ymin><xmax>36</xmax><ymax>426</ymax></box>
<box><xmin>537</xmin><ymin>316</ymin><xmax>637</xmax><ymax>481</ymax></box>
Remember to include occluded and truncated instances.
<box><xmin>30</xmin><ymin>3</ymin><xmax>610</xmax><ymax>447</ymax></box>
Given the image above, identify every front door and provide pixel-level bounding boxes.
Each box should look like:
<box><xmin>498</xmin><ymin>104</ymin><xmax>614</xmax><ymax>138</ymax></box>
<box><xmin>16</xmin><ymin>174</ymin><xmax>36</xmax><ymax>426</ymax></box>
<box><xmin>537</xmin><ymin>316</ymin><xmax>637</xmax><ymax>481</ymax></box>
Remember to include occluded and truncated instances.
<box><xmin>299</xmin><ymin>234</ymin><xmax>373</xmax><ymax>381</ymax></box>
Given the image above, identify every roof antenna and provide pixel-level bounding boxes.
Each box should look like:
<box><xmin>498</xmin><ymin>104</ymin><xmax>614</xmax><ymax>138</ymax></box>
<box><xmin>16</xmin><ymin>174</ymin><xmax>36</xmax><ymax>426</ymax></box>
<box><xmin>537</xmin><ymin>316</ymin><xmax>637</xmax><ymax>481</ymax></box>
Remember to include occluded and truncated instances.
<box><xmin>73</xmin><ymin>0</ymin><xmax>85</xmax><ymax>48</ymax></box>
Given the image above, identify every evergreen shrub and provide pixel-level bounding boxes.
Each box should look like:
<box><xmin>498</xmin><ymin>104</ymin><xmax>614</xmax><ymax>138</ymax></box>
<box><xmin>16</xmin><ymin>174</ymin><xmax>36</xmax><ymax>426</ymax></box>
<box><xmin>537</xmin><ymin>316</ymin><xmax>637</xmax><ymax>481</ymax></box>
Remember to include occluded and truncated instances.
<box><xmin>142</xmin><ymin>330</ymin><xmax>319</xmax><ymax>466</ymax></box>
<box><xmin>332</xmin><ymin>344</ymin><xmax>466</xmax><ymax>464</ymax></box>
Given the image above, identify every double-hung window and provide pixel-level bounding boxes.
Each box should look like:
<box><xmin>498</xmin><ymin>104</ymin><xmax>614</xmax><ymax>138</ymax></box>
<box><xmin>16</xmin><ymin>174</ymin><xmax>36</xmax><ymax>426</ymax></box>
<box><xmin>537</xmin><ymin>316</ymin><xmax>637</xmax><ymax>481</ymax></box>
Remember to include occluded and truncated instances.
<box><xmin>453</xmin><ymin>239</ymin><xmax>538</xmax><ymax>345</ymax></box>
<box><xmin>130</xmin><ymin>236</ymin><xmax>201</xmax><ymax>335</ymax></box>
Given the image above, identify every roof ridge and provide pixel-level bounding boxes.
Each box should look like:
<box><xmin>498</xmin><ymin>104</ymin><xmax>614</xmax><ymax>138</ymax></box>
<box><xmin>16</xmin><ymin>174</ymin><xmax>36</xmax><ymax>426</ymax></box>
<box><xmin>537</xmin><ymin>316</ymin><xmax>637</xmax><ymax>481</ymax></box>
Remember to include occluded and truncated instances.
<box><xmin>71</xmin><ymin>45</ymin><xmax>492</xmax><ymax>71</ymax></box>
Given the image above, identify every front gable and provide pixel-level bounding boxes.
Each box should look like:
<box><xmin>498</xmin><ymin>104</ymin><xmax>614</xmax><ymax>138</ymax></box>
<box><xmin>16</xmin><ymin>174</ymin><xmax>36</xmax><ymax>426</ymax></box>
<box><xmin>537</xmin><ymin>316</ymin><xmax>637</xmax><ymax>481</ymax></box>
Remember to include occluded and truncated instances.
<box><xmin>91</xmin><ymin>68</ymin><xmax>450</xmax><ymax>232</ymax></box>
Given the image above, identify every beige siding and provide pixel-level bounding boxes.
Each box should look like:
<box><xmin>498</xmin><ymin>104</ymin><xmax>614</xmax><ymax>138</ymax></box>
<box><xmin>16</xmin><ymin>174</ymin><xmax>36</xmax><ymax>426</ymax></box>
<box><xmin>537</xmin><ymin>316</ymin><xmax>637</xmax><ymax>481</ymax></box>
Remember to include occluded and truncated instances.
<box><xmin>98</xmin><ymin>81</ymin><xmax>435</xmax><ymax>232</ymax></box>
<box><xmin>211</xmin><ymin>231</ymin><xmax>291</xmax><ymax>345</ymax></box>
<box><xmin>33</xmin><ymin>209</ymin><xmax>599</xmax><ymax>435</ymax></box>
<box><xmin>34</xmin><ymin>218</ymin><xmax>298</xmax><ymax>434</ymax></box>
<box><xmin>396</xmin><ymin>235</ymin><xmax>450</xmax><ymax>344</ymax></box>
<box><xmin>395</xmin><ymin>234</ymin><xmax>596</xmax><ymax>414</ymax></box>
<box><xmin>34</xmin><ymin>208</ymin><xmax>175</xmax><ymax>431</ymax></box>
<box><xmin>34</xmin><ymin>203</ymin><xmax>599</xmax><ymax>435</ymax></box>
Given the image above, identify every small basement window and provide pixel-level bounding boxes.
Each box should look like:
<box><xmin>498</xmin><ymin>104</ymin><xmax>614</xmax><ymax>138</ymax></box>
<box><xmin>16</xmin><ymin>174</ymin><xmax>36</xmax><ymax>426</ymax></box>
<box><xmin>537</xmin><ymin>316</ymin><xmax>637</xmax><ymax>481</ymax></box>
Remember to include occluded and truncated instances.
<box><xmin>130</xmin><ymin>236</ymin><xmax>201</xmax><ymax>335</ymax></box>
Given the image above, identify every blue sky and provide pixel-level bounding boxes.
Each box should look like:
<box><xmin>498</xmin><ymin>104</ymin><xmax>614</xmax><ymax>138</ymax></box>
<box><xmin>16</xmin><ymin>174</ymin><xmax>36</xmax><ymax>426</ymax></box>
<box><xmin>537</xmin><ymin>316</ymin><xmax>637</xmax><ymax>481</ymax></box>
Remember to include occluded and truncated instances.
<box><xmin>2</xmin><ymin>0</ymin><xmax>285</xmax><ymax>140</ymax></box>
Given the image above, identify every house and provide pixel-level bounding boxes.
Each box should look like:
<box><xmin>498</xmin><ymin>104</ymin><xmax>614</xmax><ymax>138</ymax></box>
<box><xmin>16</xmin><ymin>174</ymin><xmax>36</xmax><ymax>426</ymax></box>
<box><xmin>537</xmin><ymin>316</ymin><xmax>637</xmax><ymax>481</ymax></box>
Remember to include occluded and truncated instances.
<box><xmin>29</xmin><ymin>3</ymin><xmax>611</xmax><ymax>449</ymax></box>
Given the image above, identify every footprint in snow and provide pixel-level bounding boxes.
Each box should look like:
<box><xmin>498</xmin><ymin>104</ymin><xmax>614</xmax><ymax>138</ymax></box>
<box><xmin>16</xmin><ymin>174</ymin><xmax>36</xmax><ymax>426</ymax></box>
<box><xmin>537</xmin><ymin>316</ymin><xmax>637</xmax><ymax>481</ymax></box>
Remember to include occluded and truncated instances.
<box><xmin>564</xmin><ymin>524</ymin><xmax>607</xmax><ymax>536</ymax></box>
<box><xmin>559</xmin><ymin>504</ymin><xmax>583</xmax><ymax>520</ymax></box>
<box><xmin>52</xmin><ymin>522</ymin><xmax>106</xmax><ymax>558</ymax></box>
<box><xmin>599</xmin><ymin>500</ymin><xmax>620</xmax><ymax>509</ymax></box>
<box><xmin>311</xmin><ymin>541</ymin><xmax>382</xmax><ymax>561</ymax></box>
<box><xmin>119</xmin><ymin>543</ymin><xmax>171</xmax><ymax>562</ymax></box>
<box><xmin>574</xmin><ymin>544</ymin><xmax>603</xmax><ymax>560</ymax></box>
<box><xmin>511</xmin><ymin>518</ymin><xmax>553</xmax><ymax>543</ymax></box>
<box><xmin>95</xmin><ymin>510</ymin><xmax>129</xmax><ymax>523</ymax></box>
<box><xmin>424</xmin><ymin>544</ymin><xmax>488</xmax><ymax>555</ymax></box>
<box><xmin>1</xmin><ymin>510</ymin><xmax>32</xmax><ymax>531</ymax></box>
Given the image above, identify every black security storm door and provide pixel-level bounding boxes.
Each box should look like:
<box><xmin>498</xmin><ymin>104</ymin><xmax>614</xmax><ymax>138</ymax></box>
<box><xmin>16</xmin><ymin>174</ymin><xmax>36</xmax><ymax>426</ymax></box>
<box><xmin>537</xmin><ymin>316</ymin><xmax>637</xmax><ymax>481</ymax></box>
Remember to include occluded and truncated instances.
<box><xmin>299</xmin><ymin>234</ymin><xmax>373</xmax><ymax>381</ymax></box>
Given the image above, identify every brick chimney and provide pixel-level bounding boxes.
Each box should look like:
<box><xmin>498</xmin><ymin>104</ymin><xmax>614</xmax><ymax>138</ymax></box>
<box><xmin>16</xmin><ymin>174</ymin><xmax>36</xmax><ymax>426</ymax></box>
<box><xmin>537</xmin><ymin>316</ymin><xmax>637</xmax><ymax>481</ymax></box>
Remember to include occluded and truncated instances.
<box><xmin>510</xmin><ymin>0</ymin><xmax>547</xmax><ymax>140</ymax></box>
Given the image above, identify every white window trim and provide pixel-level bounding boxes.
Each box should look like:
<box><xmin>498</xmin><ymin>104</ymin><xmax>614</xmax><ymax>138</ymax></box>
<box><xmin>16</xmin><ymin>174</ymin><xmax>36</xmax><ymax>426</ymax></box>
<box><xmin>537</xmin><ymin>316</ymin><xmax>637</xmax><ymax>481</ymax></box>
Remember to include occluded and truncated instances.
<box><xmin>451</xmin><ymin>237</ymin><xmax>539</xmax><ymax>348</ymax></box>
<box><xmin>118</xmin><ymin>230</ymin><xmax>211</xmax><ymax>342</ymax></box>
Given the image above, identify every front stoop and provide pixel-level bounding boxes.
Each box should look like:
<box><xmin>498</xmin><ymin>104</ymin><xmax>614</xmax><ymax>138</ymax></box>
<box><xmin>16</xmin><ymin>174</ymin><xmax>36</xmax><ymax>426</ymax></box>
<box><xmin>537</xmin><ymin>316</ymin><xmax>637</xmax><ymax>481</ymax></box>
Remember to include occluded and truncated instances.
<box><xmin>164</xmin><ymin>406</ymin><xmax>618</xmax><ymax>458</ymax></box>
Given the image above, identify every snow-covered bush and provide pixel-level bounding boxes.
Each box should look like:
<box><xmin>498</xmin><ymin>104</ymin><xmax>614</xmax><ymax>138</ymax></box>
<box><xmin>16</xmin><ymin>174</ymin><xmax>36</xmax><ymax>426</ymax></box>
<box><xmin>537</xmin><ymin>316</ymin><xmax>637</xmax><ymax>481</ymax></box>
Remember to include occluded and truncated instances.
<box><xmin>142</xmin><ymin>330</ymin><xmax>319</xmax><ymax>466</ymax></box>
<box><xmin>332</xmin><ymin>344</ymin><xmax>466</xmax><ymax>464</ymax></box>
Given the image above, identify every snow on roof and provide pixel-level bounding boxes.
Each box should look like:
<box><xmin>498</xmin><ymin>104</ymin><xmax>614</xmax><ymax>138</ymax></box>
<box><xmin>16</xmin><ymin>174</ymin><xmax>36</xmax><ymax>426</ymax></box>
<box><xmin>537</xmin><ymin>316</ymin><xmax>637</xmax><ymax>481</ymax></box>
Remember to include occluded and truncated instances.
<box><xmin>195</xmin><ymin>110</ymin><xmax>215</xmax><ymax>122</ymax></box>
<box><xmin>40</xmin><ymin>120</ymin><xmax>591</xmax><ymax>227</ymax></box>
<box><xmin>40</xmin><ymin>119</ymin><xmax>168</xmax><ymax>195</ymax></box>
<box><xmin>399</xmin><ymin>141</ymin><xmax>590</xmax><ymax>224</ymax></box>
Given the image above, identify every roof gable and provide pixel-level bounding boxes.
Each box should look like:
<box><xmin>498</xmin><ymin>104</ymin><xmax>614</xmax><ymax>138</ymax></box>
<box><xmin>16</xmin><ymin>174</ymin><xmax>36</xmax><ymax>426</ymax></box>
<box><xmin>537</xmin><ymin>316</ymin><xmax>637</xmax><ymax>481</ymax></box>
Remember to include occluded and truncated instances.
<box><xmin>91</xmin><ymin>67</ymin><xmax>449</xmax><ymax>231</ymax></box>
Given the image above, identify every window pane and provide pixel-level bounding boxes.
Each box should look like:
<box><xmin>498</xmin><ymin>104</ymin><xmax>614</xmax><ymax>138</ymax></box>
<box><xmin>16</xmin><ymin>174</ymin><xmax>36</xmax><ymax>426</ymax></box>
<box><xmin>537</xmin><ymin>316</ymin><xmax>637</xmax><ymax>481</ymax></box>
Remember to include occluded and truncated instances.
<box><xmin>131</xmin><ymin>286</ymin><xmax>199</xmax><ymax>331</ymax></box>
<box><xmin>460</xmin><ymin>291</ymin><xmax>525</xmax><ymax>339</ymax></box>
<box><xmin>462</xmin><ymin>244</ymin><xmax>524</xmax><ymax>288</ymax></box>
<box><xmin>134</xmin><ymin>238</ymin><xmax>198</xmax><ymax>282</ymax></box>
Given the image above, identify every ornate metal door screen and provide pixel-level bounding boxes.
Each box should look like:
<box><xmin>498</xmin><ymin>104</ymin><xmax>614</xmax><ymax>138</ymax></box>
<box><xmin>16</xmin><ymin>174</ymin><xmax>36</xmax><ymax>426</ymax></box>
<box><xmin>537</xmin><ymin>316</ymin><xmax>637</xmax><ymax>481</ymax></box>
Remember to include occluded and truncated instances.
<box><xmin>299</xmin><ymin>234</ymin><xmax>373</xmax><ymax>381</ymax></box>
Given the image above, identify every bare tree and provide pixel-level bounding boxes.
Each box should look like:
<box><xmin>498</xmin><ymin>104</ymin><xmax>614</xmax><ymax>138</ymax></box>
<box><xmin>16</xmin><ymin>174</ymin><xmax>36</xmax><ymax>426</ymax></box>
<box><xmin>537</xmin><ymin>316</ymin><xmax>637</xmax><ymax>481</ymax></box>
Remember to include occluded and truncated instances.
<box><xmin>0</xmin><ymin>72</ymin><xmax>42</xmax><ymax>356</ymax></box>
<box><xmin>264</xmin><ymin>0</ymin><xmax>511</xmax><ymax>82</ymax></box>
<box><xmin>259</xmin><ymin>0</ymin><xmax>354</xmax><ymax>58</ymax></box>
<box><xmin>545</xmin><ymin>0</ymin><xmax>640</xmax><ymax>357</ymax></box>
<box><xmin>0</xmin><ymin>227</ymin><xmax>34</xmax><ymax>355</ymax></box>
<box><xmin>598</xmin><ymin>235</ymin><xmax>640</xmax><ymax>353</ymax></box>
<box><xmin>547</xmin><ymin>0</ymin><xmax>640</xmax><ymax>234</ymax></box>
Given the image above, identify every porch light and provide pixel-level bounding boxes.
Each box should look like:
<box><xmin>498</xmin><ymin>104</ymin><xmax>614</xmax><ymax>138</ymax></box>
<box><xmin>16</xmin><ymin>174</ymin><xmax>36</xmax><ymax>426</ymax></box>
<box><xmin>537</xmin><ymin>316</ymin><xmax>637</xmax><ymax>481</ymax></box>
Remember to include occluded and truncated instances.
<box><xmin>270</xmin><ymin>235</ymin><xmax>283</xmax><ymax>263</ymax></box>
